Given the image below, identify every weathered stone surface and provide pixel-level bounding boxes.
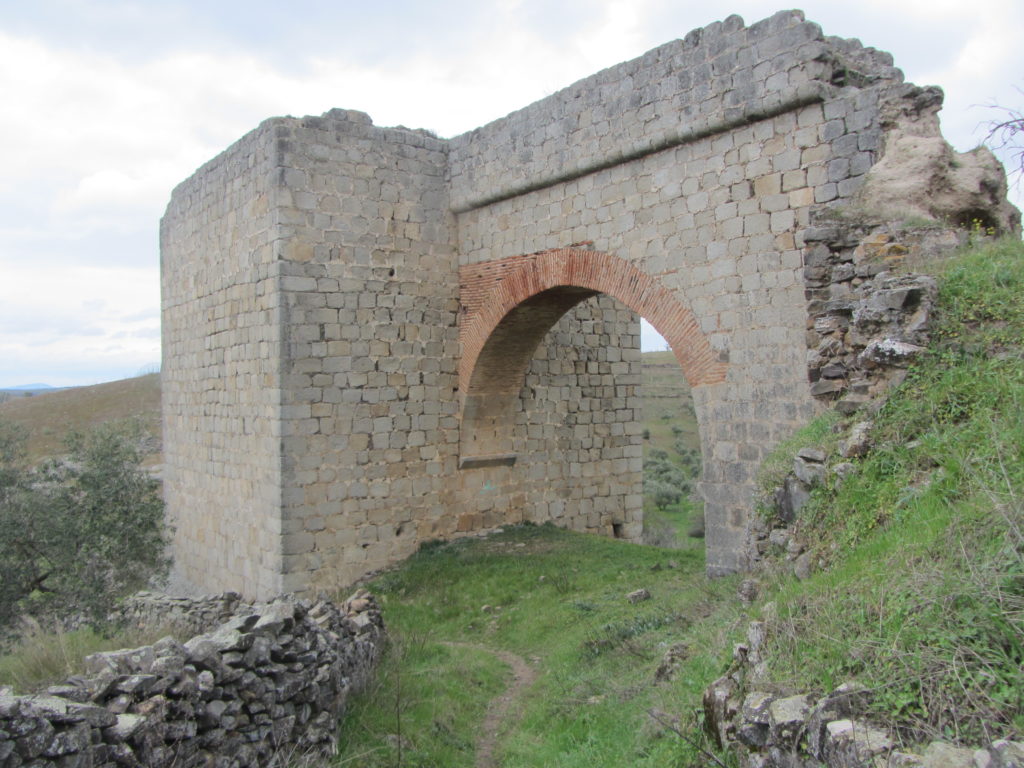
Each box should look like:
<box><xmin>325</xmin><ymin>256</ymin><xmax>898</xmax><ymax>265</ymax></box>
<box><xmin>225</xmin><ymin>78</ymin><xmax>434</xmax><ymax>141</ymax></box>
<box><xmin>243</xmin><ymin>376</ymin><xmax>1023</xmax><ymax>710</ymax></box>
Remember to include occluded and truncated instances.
<box><xmin>768</xmin><ymin>695</ymin><xmax>813</xmax><ymax>747</ymax></box>
<box><xmin>920</xmin><ymin>741</ymin><xmax>975</xmax><ymax>767</ymax></box>
<box><xmin>793</xmin><ymin>454</ymin><xmax>826</xmax><ymax>486</ymax></box>
<box><xmin>775</xmin><ymin>478</ymin><xmax>811</xmax><ymax>524</ymax></box>
<box><xmin>989</xmin><ymin>740</ymin><xmax>1024</xmax><ymax>768</ymax></box>
<box><xmin>0</xmin><ymin>593</ymin><xmax>384</xmax><ymax>768</ymax></box>
<box><xmin>854</xmin><ymin>126</ymin><xmax>1020</xmax><ymax>235</ymax></box>
<box><xmin>840</xmin><ymin>421</ymin><xmax>873</xmax><ymax>458</ymax></box>
<box><xmin>823</xmin><ymin>718</ymin><xmax>893</xmax><ymax>765</ymax></box>
<box><xmin>859</xmin><ymin>338</ymin><xmax>925</xmax><ymax>368</ymax></box>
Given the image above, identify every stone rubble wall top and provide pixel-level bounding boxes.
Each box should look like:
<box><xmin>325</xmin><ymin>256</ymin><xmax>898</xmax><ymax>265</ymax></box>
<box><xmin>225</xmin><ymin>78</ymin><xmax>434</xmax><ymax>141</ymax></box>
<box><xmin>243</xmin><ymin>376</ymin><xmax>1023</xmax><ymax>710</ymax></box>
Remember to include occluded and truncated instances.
<box><xmin>447</xmin><ymin>10</ymin><xmax>904</xmax><ymax>213</ymax></box>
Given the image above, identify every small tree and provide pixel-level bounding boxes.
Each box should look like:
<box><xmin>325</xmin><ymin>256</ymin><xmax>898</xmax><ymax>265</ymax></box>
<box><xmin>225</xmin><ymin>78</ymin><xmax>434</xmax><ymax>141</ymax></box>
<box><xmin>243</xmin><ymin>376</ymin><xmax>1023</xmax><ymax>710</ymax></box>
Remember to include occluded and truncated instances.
<box><xmin>0</xmin><ymin>420</ymin><xmax>169</xmax><ymax>629</ymax></box>
<box><xmin>650</xmin><ymin>480</ymin><xmax>682</xmax><ymax>511</ymax></box>
<box><xmin>984</xmin><ymin>91</ymin><xmax>1024</xmax><ymax>186</ymax></box>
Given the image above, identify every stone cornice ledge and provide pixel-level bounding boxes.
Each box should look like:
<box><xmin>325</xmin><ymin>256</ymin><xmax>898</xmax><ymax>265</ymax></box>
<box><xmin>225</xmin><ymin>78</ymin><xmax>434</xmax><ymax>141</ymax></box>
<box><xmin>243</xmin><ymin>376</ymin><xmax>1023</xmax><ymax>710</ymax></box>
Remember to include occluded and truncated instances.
<box><xmin>451</xmin><ymin>81</ymin><xmax>833</xmax><ymax>214</ymax></box>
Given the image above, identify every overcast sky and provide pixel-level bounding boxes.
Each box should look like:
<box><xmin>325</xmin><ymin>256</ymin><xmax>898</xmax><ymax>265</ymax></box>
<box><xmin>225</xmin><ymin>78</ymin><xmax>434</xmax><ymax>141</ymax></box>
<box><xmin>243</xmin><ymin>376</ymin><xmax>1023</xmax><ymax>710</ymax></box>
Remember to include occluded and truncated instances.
<box><xmin>1</xmin><ymin>0</ymin><xmax>1022</xmax><ymax>387</ymax></box>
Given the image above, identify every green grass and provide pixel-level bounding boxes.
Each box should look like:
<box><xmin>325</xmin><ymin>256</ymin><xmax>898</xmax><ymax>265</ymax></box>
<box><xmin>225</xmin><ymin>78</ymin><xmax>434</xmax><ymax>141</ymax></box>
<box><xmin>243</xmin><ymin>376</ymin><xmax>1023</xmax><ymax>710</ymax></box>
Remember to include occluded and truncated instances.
<box><xmin>640</xmin><ymin>351</ymin><xmax>700</xmax><ymax>467</ymax></box>
<box><xmin>640</xmin><ymin>351</ymin><xmax>704</xmax><ymax>547</ymax></box>
<box><xmin>335</xmin><ymin>525</ymin><xmax>743</xmax><ymax>766</ymax></box>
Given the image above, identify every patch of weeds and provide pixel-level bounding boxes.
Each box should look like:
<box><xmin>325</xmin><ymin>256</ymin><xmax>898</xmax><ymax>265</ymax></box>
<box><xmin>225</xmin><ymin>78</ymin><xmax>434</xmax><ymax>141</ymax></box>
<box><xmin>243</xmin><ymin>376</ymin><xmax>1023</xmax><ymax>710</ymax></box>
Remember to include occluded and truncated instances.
<box><xmin>583</xmin><ymin>612</ymin><xmax>689</xmax><ymax>658</ymax></box>
<box><xmin>335</xmin><ymin>632</ymin><xmax>506</xmax><ymax>768</ymax></box>
<box><xmin>0</xmin><ymin>621</ymin><xmax>172</xmax><ymax>693</ymax></box>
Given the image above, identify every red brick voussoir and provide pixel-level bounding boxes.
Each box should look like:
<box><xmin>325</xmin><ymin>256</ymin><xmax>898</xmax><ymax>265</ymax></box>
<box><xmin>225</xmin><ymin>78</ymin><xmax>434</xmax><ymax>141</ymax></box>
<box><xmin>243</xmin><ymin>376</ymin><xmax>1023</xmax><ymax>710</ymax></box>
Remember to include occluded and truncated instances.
<box><xmin>458</xmin><ymin>247</ymin><xmax>728</xmax><ymax>399</ymax></box>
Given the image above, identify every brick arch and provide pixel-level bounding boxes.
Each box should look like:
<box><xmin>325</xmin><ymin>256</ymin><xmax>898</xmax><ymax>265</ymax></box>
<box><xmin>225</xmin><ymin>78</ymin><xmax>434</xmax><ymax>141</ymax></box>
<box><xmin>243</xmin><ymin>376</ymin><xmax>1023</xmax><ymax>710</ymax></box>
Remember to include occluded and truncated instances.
<box><xmin>460</xmin><ymin>247</ymin><xmax>727</xmax><ymax>394</ymax></box>
<box><xmin>458</xmin><ymin>247</ymin><xmax>727</xmax><ymax>460</ymax></box>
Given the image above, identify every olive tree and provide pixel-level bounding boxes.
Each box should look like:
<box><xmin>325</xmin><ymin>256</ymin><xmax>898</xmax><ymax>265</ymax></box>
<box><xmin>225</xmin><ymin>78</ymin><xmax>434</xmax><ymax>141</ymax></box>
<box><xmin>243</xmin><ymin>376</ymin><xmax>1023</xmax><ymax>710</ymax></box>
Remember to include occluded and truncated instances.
<box><xmin>0</xmin><ymin>420</ymin><xmax>169</xmax><ymax>629</ymax></box>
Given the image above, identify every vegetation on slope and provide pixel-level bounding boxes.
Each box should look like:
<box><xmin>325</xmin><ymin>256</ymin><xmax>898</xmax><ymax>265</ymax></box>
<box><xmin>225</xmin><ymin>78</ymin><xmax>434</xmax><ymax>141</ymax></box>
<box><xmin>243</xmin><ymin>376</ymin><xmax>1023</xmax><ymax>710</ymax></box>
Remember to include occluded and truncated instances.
<box><xmin>0</xmin><ymin>419</ymin><xmax>169</xmax><ymax>634</ymax></box>
<box><xmin>336</xmin><ymin>526</ymin><xmax>742</xmax><ymax>767</ymax></box>
<box><xmin>640</xmin><ymin>351</ymin><xmax>704</xmax><ymax>548</ymax></box>
<box><xmin>754</xmin><ymin>236</ymin><xmax>1024</xmax><ymax>744</ymax></box>
<box><xmin>0</xmin><ymin>373</ymin><xmax>161</xmax><ymax>464</ymax></box>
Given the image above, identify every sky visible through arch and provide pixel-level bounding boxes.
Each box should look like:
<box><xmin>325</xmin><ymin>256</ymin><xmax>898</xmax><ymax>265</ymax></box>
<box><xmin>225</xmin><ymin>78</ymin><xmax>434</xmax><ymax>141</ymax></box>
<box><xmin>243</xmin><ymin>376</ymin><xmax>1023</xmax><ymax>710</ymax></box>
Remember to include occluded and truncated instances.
<box><xmin>1</xmin><ymin>0</ymin><xmax>1022</xmax><ymax>387</ymax></box>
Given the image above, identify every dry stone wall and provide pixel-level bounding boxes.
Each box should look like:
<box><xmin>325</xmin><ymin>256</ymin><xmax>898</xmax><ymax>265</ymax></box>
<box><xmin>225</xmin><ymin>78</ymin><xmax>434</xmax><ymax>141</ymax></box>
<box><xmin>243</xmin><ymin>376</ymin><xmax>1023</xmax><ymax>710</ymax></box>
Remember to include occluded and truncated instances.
<box><xmin>161</xmin><ymin>9</ymin><xmax>1019</xmax><ymax>597</ymax></box>
<box><xmin>703</xmin><ymin>619</ymin><xmax>1024</xmax><ymax>767</ymax></box>
<box><xmin>0</xmin><ymin>594</ymin><xmax>383</xmax><ymax>768</ymax></box>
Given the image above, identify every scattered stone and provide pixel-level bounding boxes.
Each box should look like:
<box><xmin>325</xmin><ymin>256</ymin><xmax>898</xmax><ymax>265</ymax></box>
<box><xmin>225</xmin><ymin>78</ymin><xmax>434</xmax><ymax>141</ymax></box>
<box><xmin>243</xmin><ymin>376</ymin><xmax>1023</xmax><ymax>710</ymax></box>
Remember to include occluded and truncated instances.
<box><xmin>836</xmin><ymin>393</ymin><xmax>872</xmax><ymax>415</ymax></box>
<box><xmin>859</xmin><ymin>338</ymin><xmax>926</xmax><ymax>368</ymax></box>
<box><xmin>989</xmin><ymin>740</ymin><xmax>1024</xmax><ymax>767</ymax></box>
<box><xmin>737</xmin><ymin>691</ymin><xmax>774</xmax><ymax>748</ymax></box>
<box><xmin>654</xmin><ymin>644</ymin><xmax>689</xmax><ymax>683</ymax></box>
<box><xmin>811</xmin><ymin>378</ymin><xmax>847</xmax><ymax>396</ymax></box>
<box><xmin>775</xmin><ymin>477</ymin><xmax>811</xmax><ymax>523</ymax></box>
<box><xmin>822</xmin><ymin>718</ymin><xmax>893</xmax><ymax>764</ymax></box>
<box><xmin>793</xmin><ymin>552</ymin><xmax>814</xmax><ymax>580</ymax></box>
<box><xmin>797</xmin><ymin>448</ymin><xmax>827</xmax><ymax>463</ymax></box>
<box><xmin>794</xmin><ymin>455</ymin><xmax>826</xmax><ymax>486</ymax></box>
<box><xmin>921</xmin><ymin>741</ymin><xmax>976</xmax><ymax>767</ymax></box>
<box><xmin>768</xmin><ymin>695</ymin><xmax>813</xmax><ymax>747</ymax></box>
<box><xmin>627</xmin><ymin>589</ymin><xmax>651</xmax><ymax>604</ymax></box>
<box><xmin>785</xmin><ymin>537</ymin><xmax>804</xmax><ymax>560</ymax></box>
<box><xmin>840</xmin><ymin>421</ymin><xmax>873</xmax><ymax>458</ymax></box>
<box><xmin>737</xmin><ymin>579</ymin><xmax>759</xmax><ymax>605</ymax></box>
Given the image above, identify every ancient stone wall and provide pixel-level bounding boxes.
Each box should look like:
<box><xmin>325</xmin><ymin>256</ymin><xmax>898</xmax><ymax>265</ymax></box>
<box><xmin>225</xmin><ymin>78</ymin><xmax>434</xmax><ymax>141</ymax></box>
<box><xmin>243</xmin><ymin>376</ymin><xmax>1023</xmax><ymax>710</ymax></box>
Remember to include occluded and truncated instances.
<box><xmin>162</xmin><ymin>10</ymin><xmax>1018</xmax><ymax>597</ymax></box>
<box><xmin>448</xmin><ymin>11</ymin><xmax>909</xmax><ymax>575</ymax></box>
<box><xmin>161</xmin><ymin>121</ymin><xmax>287</xmax><ymax>598</ymax></box>
<box><xmin>261</xmin><ymin>112</ymin><xmax>459</xmax><ymax>596</ymax></box>
<box><xmin>0</xmin><ymin>594</ymin><xmax>384</xmax><ymax>768</ymax></box>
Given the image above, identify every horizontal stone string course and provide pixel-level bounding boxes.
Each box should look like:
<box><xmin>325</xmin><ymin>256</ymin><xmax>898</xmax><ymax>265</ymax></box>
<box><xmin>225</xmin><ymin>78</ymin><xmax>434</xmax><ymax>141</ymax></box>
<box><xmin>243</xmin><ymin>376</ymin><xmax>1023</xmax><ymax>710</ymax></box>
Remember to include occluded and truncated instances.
<box><xmin>0</xmin><ymin>593</ymin><xmax>384</xmax><ymax>768</ymax></box>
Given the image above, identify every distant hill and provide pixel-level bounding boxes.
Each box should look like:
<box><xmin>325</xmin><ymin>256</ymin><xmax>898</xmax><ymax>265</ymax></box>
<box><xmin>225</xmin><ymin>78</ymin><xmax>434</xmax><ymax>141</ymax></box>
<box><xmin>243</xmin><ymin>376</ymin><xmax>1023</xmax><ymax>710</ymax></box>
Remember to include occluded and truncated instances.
<box><xmin>4</xmin><ymin>383</ymin><xmax>55</xmax><ymax>391</ymax></box>
<box><xmin>0</xmin><ymin>384</ymin><xmax>63</xmax><ymax>398</ymax></box>
<box><xmin>0</xmin><ymin>374</ymin><xmax>161</xmax><ymax>464</ymax></box>
<box><xmin>641</xmin><ymin>349</ymin><xmax>699</xmax><ymax>458</ymax></box>
<box><xmin>0</xmin><ymin>356</ymin><xmax>693</xmax><ymax>466</ymax></box>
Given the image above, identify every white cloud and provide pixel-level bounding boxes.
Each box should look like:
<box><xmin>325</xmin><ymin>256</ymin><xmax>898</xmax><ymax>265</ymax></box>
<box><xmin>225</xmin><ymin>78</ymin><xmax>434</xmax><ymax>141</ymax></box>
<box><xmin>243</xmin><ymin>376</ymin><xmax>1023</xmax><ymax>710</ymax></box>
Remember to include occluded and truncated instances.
<box><xmin>0</xmin><ymin>258</ymin><xmax>159</xmax><ymax>386</ymax></box>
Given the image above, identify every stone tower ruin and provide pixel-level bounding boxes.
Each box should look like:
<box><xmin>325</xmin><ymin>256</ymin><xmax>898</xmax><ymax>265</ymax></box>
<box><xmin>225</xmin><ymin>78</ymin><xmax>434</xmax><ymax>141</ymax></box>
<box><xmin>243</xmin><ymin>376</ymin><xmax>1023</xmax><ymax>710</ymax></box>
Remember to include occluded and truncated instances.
<box><xmin>161</xmin><ymin>10</ymin><xmax>1018</xmax><ymax>599</ymax></box>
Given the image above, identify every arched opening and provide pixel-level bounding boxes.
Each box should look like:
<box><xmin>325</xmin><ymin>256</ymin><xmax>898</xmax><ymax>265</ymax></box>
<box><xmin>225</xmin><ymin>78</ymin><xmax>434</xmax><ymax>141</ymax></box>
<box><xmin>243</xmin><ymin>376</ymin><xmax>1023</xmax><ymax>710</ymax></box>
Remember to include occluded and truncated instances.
<box><xmin>456</xmin><ymin>247</ymin><xmax>727</xmax><ymax>544</ymax></box>
<box><xmin>460</xmin><ymin>285</ymin><xmax>599</xmax><ymax>462</ymax></box>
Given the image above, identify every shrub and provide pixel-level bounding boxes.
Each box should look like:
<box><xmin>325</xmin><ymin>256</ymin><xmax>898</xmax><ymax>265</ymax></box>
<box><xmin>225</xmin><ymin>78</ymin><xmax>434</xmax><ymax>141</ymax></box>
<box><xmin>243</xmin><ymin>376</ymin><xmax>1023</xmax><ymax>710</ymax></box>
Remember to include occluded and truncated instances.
<box><xmin>0</xmin><ymin>420</ymin><xmax>169</xmax><ymax>632</ymax></box>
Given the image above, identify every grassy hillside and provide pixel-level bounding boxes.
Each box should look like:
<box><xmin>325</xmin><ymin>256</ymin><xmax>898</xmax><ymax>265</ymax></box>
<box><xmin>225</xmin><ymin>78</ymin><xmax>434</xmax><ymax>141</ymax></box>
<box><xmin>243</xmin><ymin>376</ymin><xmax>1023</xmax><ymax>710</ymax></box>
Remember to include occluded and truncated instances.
<box><xmin>752</xmin><ymin>237</ymin><xmax>1024</xmax><ymax>743</ymax></box>
<box><xmin>640</xmin><ymin>350</ymin><xmax>704</xmax><ymax>547</ymax></box>
<box><xmin>640</xmin><ymin>349</ymin><xmax>699</xmax><ymax>458</ymax></box>
<box><xmin>0</xmin><ymin>373</ymin><xmax>161</xmax><ymax>463</ymax></box>
<box><xmin>333</xmin><ymin>237</ymin><xmax>1024</xmax><ymax>765</ymax></box>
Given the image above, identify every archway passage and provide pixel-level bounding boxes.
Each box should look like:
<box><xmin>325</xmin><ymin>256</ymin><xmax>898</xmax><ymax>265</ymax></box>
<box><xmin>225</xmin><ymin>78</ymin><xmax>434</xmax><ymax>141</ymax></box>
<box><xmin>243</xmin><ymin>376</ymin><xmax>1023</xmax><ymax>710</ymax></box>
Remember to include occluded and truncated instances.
<box><xmin>458</xmin><ymin>247</ymin><xmax>727</xmax><ymax>463</ymax></box>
